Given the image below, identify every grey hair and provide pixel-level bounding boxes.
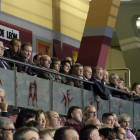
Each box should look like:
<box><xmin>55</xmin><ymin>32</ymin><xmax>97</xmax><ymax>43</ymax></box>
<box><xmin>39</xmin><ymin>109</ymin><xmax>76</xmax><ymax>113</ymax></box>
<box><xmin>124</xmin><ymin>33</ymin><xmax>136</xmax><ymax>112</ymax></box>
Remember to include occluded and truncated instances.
<box><xmin>92</xmin><ymin>66</ymin><xmax>102</xmax><ymax>74</ymax></box>
<box><xmin>0</xmin><ymin>117</ymin><xmax>14</xmax><ymax>129</ymax></box>
<box><xmin>72</xmin><ymin>63</ymin><xmax>83</xmax><ymax>74</ymax></box>
<box><xmin>83</xmin><ymin>105</ymin><xmax>96</xmax><ymax>114</ymax></box>
<box><xmin>13</xmin><ymin>127</ymin><xmax>39</xmax><ymax>140</ymax></box>
<box><xmin>0</xmin><ymin>88</ymin><xmax>5</xmax><ymax>94</ymax></box>
<box><xmin>109</xmin><ymin>73</ymin><xmax>118</xmax><ymax>80</ymax></box>
<box><xmin>118</xmin><ymin>114</ymin><xmax>131</xmax><ymax>123</ymax></box>
<box><xmin>83</xmin><ymin>66</ymin><xmax>92</xmax><ymax>72</ymax></box>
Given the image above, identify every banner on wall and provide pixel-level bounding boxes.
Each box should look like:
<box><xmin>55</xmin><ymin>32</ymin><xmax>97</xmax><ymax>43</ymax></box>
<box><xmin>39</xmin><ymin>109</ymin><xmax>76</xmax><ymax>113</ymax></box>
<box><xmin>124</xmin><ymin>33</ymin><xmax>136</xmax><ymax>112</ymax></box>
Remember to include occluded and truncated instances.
<box><xmin>0</xmin><ymin>25</ymin><xmax>19</xmax><ymax>41</ymax></box>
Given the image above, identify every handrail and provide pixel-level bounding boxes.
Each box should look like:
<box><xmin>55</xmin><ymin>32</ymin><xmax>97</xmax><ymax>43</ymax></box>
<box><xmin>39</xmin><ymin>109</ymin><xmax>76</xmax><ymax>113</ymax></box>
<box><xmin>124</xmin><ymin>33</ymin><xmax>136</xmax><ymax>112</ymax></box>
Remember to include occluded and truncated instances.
<box><xmin>0</xmin><ymin>56</ymin><xmax>133</xmax><ymax>97</ymax></box>
<box><xmin>106</xmin><ymin>68</ymin><xmax>130</xmax><ymax>88</ymax></box>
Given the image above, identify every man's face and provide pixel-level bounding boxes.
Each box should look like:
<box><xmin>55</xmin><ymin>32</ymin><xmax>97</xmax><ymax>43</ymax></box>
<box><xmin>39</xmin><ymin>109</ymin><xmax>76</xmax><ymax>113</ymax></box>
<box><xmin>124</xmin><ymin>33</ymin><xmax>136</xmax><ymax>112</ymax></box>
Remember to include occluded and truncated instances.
<box><xmin>0</xmin><ymin>123</ymin><xmax>15</xmax><ymax>140</ymax></box>
<box><xmin>74</xmin><ymin>66</ymin><xmax>83</xmax><ymax>77</ymax></box>
<box><xmin>34</xmin><ymin>55</ymin><xmax>41</xmax><ymax>66</ymax></box>
<box><xmin>110</xmin><ymin>75</ymin><xmax>119</xmax><ymax>86</ymax></box>
<box><xmin>136</xmin><ymin>85</ymin><xmax>140</xmax><ymax>94</ymax></box>
<box><xmin>102</xmin><ymin>70</ymin><xmax>108</xmax><ymax>82</ymax></box>
<box><xmin>41</xmin><ymin>56</ymin><xmax>51</xmax><ymax>68</ymax></box>
<box><xmin>119</xmin><ymin>119</ymin><xmax>130</xmax><ymax>129</ymax></box>
<box><xmin>83</xmin><ymin>67</ymin><xmax>92</xmax><ymax>80</ymax></box>
<box><xmin>103</xmin><ymin>116</ymin><xmax>114</xmax><ymax>128</ymax></box>
<box><xmin>94</xmin><ymin>69</ymin><xmax>103</xmax><ymax>80</ymax></box>
<box><xmin>87</xmin><ymin>107</ymin><xmax>97</xmax><ymax>120</ymax></box>
<box><xmin>90</xmin><ymin>129</ymin><xmax>102</xmax><ymax>140</ymax></box>
<box><xmin>49</xmin><ymin>111</ymin><xmax>61</xmax><ymax>128</ymax></box>
<box><xmin>72</xmin><ymin>109</ymin><xmax>83</xmax><ymax>123</ymax></box>
<box><xmin>117</xmin><ymin>128</ymin><xmax>126</xmax><ymax>140</ymax></box>
<box><xmin>53</xmin><ymin>61</ymin><xmax>61</xmax><ymax>71</ymax></box>
<box><xmin>65</xmin><ymin>129</ymin><xmax>79</xmax><ymax>140</ymax></box>
<box><xmin>0</xmin><ymin>91</ymin><xmax>5</xmax><ymax>103</ymax></box>
<box><xmin>118</xmin><ymin>80</ymin><xmax>124</xmax><ymax>90</ymax></box>
<box><xmin>23</xmin><ymin>130</ymin><xmax>39</xmax><ymax>140</ymax></box>
<box><xmin>10</xmin><ymin>40</ymin><xmax>21</xmax><ymax>54</ymax></box>
<box><xmin>0</xmin><ymin>46</ymin><xmax>4</xmax><ymax>57</ymax></box>
<box><xmin>21</xmin><ymin>45</ymin><xmax>32</xmax><ymax>59</ymax></box>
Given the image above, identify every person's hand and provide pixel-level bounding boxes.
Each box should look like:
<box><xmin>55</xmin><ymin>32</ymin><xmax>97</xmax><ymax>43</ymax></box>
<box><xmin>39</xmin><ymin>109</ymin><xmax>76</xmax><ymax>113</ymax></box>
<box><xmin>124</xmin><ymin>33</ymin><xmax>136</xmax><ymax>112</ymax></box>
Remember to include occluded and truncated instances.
<box><xmin>130</xmin><ymin>91</ymin><xmax>137</xmax><ymax>96</ymax></box>
<box><xmin>0</xmin><ymin>96</ymin><xmax>5</xmax><ymax>103</ymax></box>
<box><xmin>0</xmin><ymin>102</ymin><xmax>8</xmax><ymax>111</ymax></box>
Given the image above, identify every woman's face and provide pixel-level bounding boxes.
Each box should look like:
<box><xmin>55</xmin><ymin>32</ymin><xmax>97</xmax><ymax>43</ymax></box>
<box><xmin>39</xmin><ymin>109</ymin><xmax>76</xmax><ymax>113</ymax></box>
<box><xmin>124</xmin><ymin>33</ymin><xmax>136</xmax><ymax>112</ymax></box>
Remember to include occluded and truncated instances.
<box><xmin>38</xmin><ymin>113</ymin><xmax>46</xmax><ymax>129</ymax></box>
<box><xmin>136</xmin><ymin>85</ymin><xmax>140</xmax><ymax>94</ymax></box>
<box><xmin>63</xmin><ymin>62</ymin><xmax>71</xmax><ymax>73</ymax></box>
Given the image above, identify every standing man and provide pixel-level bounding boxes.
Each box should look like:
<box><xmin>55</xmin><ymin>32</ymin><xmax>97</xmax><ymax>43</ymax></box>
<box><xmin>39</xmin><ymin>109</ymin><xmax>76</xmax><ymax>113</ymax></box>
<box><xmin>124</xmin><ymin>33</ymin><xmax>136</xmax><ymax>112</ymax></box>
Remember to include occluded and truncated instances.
<box><xmin>4</xmin><ymin>38</ymin><xmax>21</xmax><ymax>58</ymax></box>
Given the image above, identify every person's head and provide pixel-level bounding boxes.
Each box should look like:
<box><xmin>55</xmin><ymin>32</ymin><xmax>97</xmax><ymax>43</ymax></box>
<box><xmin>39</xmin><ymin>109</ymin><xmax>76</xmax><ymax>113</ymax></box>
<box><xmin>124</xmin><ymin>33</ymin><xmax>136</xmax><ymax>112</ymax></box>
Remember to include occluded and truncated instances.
<box><xmin>0</xmin><ymin>88</ymin><xmax>5</xmax><ymax>103</ymax></box>
<box><xmin>15</xmin><ymin>108</ymin><xmax>38</xmax><ymax>129</ymax></box>
<box><xmin>111</xmin><ymin>113</ymin><xmax>120</xmax><ymax>127</ymax></box>
<box><xmin>0</xmin><ymin>117</ymin><xmax>15</xmax><ymax>140</ymax></box>
<box><xmin>64</xmin><ymin>57</ymin><xmax>72</xmax><ymax>65</ymax></box>
<box><xmin>9</xmin><ymin>38</ymin><xmax>21</xmax><ymax>54</ymax></box>
<box><xmin>118</xmin><ymin>78</ymin><xmax>125</xmax><ymax>90</ymax></box>
<box><xmin>13</xmin><ymin>127</ymin><xmax>39</xmax><ymax>140</ymax></box>
<box><xmin>0</xmin><ymin>41</ymin><xmax>4</xmax><ymax>57</ymax></box>
<box><xmin>109</xmin><ymin>73</ymin><xmax>119</xmax><ymax>86</ymax></box>
<box><xmin>20</xmin><ymin>42</ymin><xmax>32</xmax><ymax>59</ymax></box>
<box><xmin>25</xmin><ymin>120</ymin><xmax>41</xmax><ymax>131</ymax></box>
<box><xmin>131</xmin><ymin>83</ymin><xmax>140</xmax><ymax>94</ymax></box>
<box><xmin>99</xmin><ymin>128</ymin><xmax>115</xmax><ymax>140</ymax></box>
<box><xmin>60</xmin><ymin>60</ymin><xmax>71</xmax><ymax>74</ymax></box>
<box><xmin>72</xmin><ymin>63</ymin><xmax>83</xmax><ymax>77</ymax></box>
<box><xmin>113</xmin><ymin>127</ymin><xmax>126</xmax><ymax>140</ymax></box>
<box><xmin>80</xmin><ymin>125</ymin><xmax>102</xmax><ymax>140</ymax></box>
<box><xmin>102</xmin><ymin>70</ymin><xmax>108</xmax><ymax>83</ymax></box>
<box><xmin>46</xmin><ymin>110</ymin><xmax>61</xmax><ymax>128</ymax></box>
<box><xmin>83</xmin><ymin>66</ymin><xmax>92</xmax><ymax>80</ymax></box>
<box><xmin>54</xmin><ymin>126</ymin><xmax>79</xmax><ymax>140</ymax></box>
<box><xmin>67</xmin><ymin>106</ymin><xmax>83</xmax><ymax>123</ymax></box>
<box><xmin>39</xmin><ymin>129</ymin><xmax>55</xmax><ymax>140</ymax></box>
<box><xmin>83</xmin><ymin>105</ymin><xmax>97</xmax><ymax>123</ymax></box>
<box><xmin>36</xmin><ymin>110</ymin><xmax>49</xmax><ymax>129</ymax></box>
<box><xmin>118</xmin><ymin>114</ymin><xmax>130</xmax><ymax>129</ymax></box>
<box><xmin>85</xmin><ymin>118</ymin><xmax>101</xmax><ymax>130</ymax></box>
<box><xmin>40</xmin><ymin>55</ymin><xmax>51</xmax><ymax>68</ymax></box>
<box><xmin>93</xmin><ymin>66</ymin><xmax>103</xmax><ymax>80</ymax></box>
<box><xmin>51</xmin><ymin>57</ymin><xmax>61</xmax><ymax>71</ymax></box>
<box><xmin>33</xmin><ymin>54</ymin><xmax>41</xmax><ymax>66</ymax></box>
<box><xmin>102</xmin><ymin>113</ymin><xmax>114</xmax><ymax>128</ymax></box>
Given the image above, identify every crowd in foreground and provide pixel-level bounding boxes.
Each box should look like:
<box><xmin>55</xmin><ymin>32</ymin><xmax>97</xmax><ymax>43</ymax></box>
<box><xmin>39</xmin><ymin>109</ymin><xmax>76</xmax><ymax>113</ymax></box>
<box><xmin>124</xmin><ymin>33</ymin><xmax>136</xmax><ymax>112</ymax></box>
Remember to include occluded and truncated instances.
<box><xmin>0</xmin><ymin>86</ymin><xmax>139</xmax><ymax>140</ymax></box>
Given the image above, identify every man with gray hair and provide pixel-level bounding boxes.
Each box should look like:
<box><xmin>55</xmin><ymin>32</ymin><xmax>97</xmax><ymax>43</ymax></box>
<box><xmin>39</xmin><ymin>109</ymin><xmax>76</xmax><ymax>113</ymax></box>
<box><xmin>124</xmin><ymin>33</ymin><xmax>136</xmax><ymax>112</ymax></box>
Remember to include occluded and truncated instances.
<box><xmin>13</xmin><ymin>127</ymin><xmax>39</xmax><ymax>140</ymax></box>
<box><xmin>0</xmin><ymin>117</ymin><xmax>15</xmax><ymax>140</ymax></box>
<box><xmin>118</xmin><ymin>114</ymin><xmax>136</xmax><ymax>140</ymax></box>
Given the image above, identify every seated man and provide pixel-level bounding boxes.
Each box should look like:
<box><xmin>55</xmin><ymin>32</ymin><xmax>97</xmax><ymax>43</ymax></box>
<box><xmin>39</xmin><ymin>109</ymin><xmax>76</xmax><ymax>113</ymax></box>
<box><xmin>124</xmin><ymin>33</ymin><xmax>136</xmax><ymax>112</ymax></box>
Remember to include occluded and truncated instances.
<box><xmin>0</xmin><ymin>117</ymin><xmax>15</xmax><ymax>140</ymax></box>
<box><xmin>65</xmin><ymin>106</ymin><xmax>83</xmax><ymax>135</ymax></box>
<box><xmin>54</xmin><ymin>126</ymin><xmax>79</xmax><ymax>140</ymax></box>
<box><xmin>46</xmin><ymin>110</ymin><xmax>61</xmax><ymax>129</ymax></box>
<box><xmin>118</xmin><ymin>78</ymin><xmax>129</xmax><ymax>92</ymax></box>
<box><xmin>83</xmin><ymin>105</ymin><xmax>97</xmax><ymax>124</ymax></box>
<box><xmin>4</xmin><ymin>38</ymin><xmax>21</xmax><ymax>58</ymax></box>
<box><xmin>13</xmin><ymin>127</ymin><xmax>39</xmax><ymax>140</ymax></box>
<box><xmin>0</xmin><ymin>88</ymin><xmax>9</xmax><ymax>117</ymax></box>
<box><xmin>102</xmin><ymin>70</ymin><xmax>109</xmax><ymax>85</ymax></box>
<box><xmin>113</xmin><ymin>127</ymin><xmax>127</xmax><ymax>140</ymax></box>
<box><xmin>80</xmin><ymin>125</ymin><xmax>102</xmax><ymax>140</ymax></box>
<box><xmin>102</xmin><ymin>113</ymin><xmax>114</xmax><ymax>128</ymax></box>
<box><xmin>118</xmin><ymin>114</ymin><xmax>136</xmax><ymax>140</ymax></box>
<box><xmin>85</xmin><ymin>118</ymin><xmax>101</xmax><ymax>130</ymax></box>
<box><xmin>37</xmin><ymin>55</ymin><xmax>54</xmax><ymax>80</ymax></box>
<box><xmin>0</xmin><ymin>41</ymin><xmax>11</xmax><ymax>70</ymax></box>
<box><xmin>12</xmin><ymin>42</ymin><xmax>34</xmax><ymax>75</ymax></box>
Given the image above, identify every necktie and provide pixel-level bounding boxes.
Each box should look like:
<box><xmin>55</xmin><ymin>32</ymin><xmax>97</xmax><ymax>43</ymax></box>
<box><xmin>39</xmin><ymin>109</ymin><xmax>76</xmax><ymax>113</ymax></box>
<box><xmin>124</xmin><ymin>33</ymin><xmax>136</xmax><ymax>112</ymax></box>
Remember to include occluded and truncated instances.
<box><xmin>0</xmin><ymin>60</ymin><xmax>7</xmax><ymax>69</ymax></box>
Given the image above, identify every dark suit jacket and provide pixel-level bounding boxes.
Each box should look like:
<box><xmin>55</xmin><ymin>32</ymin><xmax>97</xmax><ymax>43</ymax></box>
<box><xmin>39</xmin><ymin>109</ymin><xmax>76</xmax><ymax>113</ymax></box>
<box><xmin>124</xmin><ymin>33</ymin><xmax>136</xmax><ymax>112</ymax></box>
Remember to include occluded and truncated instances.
<box><xmin>4</xmin><ymin>49</ymin><xmax>14</xmax><ymax>58</ymax></box>
<box><xmin>90</xmin><ymin>76</ymin><xmax>104</xmax><ymax>85</ymax></box>
<box><xmin>0</xmin><ymin>111</ymin><xmax>9</xmax><ymax>117</ymax></box>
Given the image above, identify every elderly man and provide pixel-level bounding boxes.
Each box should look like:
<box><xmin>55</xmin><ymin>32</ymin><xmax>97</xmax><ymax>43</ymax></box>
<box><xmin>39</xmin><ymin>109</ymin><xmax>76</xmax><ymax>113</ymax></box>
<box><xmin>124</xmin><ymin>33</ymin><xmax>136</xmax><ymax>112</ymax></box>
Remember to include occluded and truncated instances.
<box><xmin>118</xmin><ymin>114</ymin><xmax>136</xmax><ymax>140</ymax></box>
<box><xmin>114</xmin><ymin>127</ymin><xmax>127</xmax><ymax>140</ymax></box>
<box><xmin>64</xmin><ymin>57</ymin><xmax>73</xmax><ymax>65</ymax></box>
<box><xmin>102</xmin><ymin>70</ymin><xmax>109</xmax><ymax>85</ymax></box>
<box><xmin>65</xmin><ymin>106</ymin><xmax>83</xmax><ymax>135</ymax></box>
<box><xmin>83</xmin><ymin>66</ymin><xmax>92</xmax><ymax>80</ymax></box>
<box><xmin>12</xmin><ymin>42</ymin><xmax>33</xmax><ymax>75</ymax></box>
<box><xmin>0</xmin><ymin>117</ymin><xmax>15</xmax><ymax>140</ymax></box>
<box><xmin>4</xmin><ymin>38</ymin><xmax>21</xmax><ymax>58</ymax></box>
<box><xmin>13</xmin><ymin>127</ymin><xmax>39</xmax><ymax>140</ymax></box>
<box><xmin>83</xmin><ymin>105</ymin><xmax>97</xmax><ymax>124</ymax></box>
<box><xmin>37</xmin><ymin>55</ymin><xmax>54</xmax><ymax>80</ymax></box>
<box><xmin>54</xmin><ymin>126</ymin><xmax>79</xmax><ymax>140</ymax></box>
<box><xmin>46</xmin><ymin>110</ymin><xmax>61</xmax><ymax>129</ymax></box>
<box><xmin>102</xmin><ymin>113</ymin><xmax>114</xmax><ymax>128</ymax></box>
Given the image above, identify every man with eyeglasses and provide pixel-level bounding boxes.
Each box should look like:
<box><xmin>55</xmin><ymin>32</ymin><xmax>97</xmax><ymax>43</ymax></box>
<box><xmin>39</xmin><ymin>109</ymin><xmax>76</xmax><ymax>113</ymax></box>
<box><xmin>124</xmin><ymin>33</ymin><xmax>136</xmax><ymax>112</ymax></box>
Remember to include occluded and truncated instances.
<box><xmin>0</xmin><ymin>117</ymin><xmax>15</xmax><ymax>140</ymax></box>
<box><xmin>12</xmin><ymin>42</ymin><xmax>34</xmax><ymax>75</ymax></box>
<box><xmin>37</xmin><ymin>55</ymin><xmax>54</xmax><ymax>80</ymax></box>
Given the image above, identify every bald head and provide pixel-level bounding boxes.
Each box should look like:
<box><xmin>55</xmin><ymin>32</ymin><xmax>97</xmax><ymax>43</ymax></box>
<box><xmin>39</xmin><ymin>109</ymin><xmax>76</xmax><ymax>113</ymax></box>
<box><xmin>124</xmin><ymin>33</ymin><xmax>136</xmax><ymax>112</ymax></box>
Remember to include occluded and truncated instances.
<box><xmin>85</xmin><ymin>118</ymin><xmax>101</xmax><ymax>129</ymax></box>
<box><xmin>40</xmin><ymin>55</ymin><xmax>51</xmax><ymax>68</ymax></box>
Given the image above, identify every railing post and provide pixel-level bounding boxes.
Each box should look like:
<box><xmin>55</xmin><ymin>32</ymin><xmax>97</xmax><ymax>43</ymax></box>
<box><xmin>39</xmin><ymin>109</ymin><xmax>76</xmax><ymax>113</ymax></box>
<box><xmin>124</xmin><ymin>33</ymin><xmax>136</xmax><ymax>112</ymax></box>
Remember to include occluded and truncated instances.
<box><xmin>130</xmin><ymin>97</ymin><xmax>134</xmax><ymax>129</ymax></box>
<box><xmin>109</xmin><ymin>96</ymin><xmax>111</xmax><ymax>112</ymax></box>
<box><xmin>12</xmin><ymin>65</ymin><xmax>17</xmax><ymax>109</ymax></box>
<box><xmin>50</xmin><ymin>79</ymin><xmax>53</xmax><ymax>110</ymax></box>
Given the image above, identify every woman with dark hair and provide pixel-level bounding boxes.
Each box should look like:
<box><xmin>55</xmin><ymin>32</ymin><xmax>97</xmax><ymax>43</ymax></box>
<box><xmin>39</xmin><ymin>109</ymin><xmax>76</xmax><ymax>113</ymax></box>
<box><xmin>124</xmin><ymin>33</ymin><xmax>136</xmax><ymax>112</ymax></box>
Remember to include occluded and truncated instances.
<box><xmin>99</xmin><ymin>128</ymin><xmax>115</xmax><ymax>140</ymax></box>
<box><xmin>131</xmin><ymin>83</ymin><xmax>140</xmax><ymax>95</ymax></box>
<box><xmin>15</xmin><ymin>108</ymin><xmax>38</xmax><ymax>129</ymax></box>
